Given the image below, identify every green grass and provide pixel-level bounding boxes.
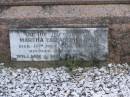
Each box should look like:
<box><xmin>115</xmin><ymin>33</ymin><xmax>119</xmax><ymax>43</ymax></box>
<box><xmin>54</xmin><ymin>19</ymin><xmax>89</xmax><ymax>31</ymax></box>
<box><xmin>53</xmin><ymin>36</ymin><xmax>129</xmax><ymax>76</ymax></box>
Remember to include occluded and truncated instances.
<box><xmin>63</xmin><ymin>59</ymin><xmax>103</xmax><ymax>71</ymax></box>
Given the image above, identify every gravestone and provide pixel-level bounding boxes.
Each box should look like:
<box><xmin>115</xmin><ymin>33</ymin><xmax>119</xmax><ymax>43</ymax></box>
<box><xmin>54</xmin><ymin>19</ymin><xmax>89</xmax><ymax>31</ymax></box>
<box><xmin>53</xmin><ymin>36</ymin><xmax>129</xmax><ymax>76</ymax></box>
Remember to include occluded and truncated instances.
<box><xmin>0</xmin><ymin>0</ymin><xmax>130</xmax><ymax>65</ymax></box>
<box><xmin>9</xmin><ymin>28</ymin><xmax>108</xmax><ymax>61</ymax></box>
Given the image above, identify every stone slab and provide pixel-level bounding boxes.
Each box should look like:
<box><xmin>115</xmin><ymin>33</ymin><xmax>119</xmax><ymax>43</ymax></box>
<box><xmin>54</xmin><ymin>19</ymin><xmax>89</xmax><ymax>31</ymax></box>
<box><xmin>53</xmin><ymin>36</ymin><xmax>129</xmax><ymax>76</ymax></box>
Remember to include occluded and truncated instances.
<box><xmin>9</xmin><ymin>28</ymin><xmax>108</xmax><ymax>61</ymax></box>
<box><xmin>0</xmin><ymin>5</ymin><xmax>130</xmax><ymax>19</ymax></box>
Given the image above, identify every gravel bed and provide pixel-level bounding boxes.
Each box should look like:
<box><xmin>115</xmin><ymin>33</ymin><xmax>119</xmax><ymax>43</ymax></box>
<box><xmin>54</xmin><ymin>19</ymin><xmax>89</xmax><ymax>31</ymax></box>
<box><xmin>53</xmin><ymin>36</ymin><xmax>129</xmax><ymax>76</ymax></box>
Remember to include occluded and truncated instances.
<box><xmin>0</xmin><ymin>63</ymin><xmax>130</xmax><ymax>97</ymax></box>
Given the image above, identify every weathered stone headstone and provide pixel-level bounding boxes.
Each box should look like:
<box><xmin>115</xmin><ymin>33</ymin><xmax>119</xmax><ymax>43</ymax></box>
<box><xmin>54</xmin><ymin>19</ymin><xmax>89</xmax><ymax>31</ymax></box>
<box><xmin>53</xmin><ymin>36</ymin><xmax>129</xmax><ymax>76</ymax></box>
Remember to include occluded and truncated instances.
<box><xmin>9</xmin><ymin>28</ymin><xmax>108</xmax><ymax>61</ymax></box>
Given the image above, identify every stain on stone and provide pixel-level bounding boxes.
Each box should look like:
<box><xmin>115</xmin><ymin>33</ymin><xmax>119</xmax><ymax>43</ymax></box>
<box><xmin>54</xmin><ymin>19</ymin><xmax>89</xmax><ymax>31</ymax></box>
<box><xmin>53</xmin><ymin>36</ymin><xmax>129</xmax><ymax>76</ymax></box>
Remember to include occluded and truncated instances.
<box><xmin>41</xmin><ymin>5</ymin><xmax>54</xmax><ymax>15</ymax></box>
<box><xmin>0</xmin><ymin>6</ymin><xmax>10</xmax><ymax>14</ymax></box>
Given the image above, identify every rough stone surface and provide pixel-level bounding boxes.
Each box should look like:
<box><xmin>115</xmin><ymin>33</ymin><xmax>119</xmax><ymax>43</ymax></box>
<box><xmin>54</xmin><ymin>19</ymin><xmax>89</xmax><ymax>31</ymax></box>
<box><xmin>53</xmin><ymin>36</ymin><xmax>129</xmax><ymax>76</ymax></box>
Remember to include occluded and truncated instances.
<box><xmin>109</xmin><ymin>24</ymin><xmax>130</xmax><ymax>63</ymax></box>
<box><xmin>0</xmin><ymin>25</ymin><xmax>10</xmax><ymax>62</ymax></box>
<box><xmin>0</xmin><ymin>63</ymin><xmax>130</xmax><ymax>97</ymax></box>
<box><xmin>0</xmin><ymin>0</ymin><xmax>130</xmax><ymax>5</ymax></box>
<box><xmin>0</xmin><ymin>5</ymin><xmax>130</xmax><ymax>19</ymax></box>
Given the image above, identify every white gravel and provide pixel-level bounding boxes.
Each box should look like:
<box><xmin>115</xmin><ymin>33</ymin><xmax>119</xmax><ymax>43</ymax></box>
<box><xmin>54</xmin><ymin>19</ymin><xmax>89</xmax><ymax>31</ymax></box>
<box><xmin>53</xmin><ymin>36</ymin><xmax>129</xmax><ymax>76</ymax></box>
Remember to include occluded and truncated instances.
<box><xmin>0</xmin><ymin>63</ymin><xmax>130</xmax><ymax>97</ymax></box>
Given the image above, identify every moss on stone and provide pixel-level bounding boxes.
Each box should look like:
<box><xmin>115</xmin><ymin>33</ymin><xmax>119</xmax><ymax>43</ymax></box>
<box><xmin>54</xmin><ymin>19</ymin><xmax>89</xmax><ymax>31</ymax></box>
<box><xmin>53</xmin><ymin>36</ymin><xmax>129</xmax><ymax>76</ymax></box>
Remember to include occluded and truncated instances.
<box><xmin>2</xmin><ymin>59</ymin><xmax>106</xmax><ymax>70</ymax></box>
<box><xmin>0</xmin><ymin>53</ymin><xmax>10</xmax><ymax>63</ymax></box>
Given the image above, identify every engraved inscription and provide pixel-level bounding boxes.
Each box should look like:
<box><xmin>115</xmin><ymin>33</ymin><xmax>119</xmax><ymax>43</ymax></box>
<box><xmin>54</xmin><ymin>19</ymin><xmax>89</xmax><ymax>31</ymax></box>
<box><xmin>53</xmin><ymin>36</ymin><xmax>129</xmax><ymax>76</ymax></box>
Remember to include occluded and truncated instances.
<box><xmin>9</xmin><ymin>28</ymin><xmax>108</xmax><ymax>61</ymax></box>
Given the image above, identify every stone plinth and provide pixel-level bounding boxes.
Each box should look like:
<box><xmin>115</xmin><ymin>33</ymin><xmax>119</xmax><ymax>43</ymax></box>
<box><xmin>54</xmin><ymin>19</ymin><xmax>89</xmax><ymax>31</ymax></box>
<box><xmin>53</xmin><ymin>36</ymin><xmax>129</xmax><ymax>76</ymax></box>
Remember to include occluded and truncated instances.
<box><xmin>0</xmin><ymin>4</ymin><xmax>130</xmax><ymax>66</ymax></box>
